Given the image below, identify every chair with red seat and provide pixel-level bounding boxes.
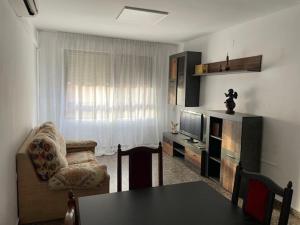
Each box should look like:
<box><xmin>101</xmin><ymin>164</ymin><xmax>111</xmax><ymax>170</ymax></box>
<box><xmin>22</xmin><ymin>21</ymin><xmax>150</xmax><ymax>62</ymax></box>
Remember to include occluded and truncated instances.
<box><xmin>117</xmin><ymin>143</ymin><xmax>163</xmax><ymax>192</ymax></box>
<box><xmin>232</xmin><ymin>163</ymin><xmax>293</xmax><ymax>225</ymax></box>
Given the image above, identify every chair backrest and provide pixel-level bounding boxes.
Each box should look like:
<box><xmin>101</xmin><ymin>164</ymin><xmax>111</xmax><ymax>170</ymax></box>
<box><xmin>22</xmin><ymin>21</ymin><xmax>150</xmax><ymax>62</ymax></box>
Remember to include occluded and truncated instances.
<box><xmin>232</xmin><ymin>164</ymin><xmax>293</xmax><ymax>225</ymax></box>
<box><xmin>64</xmin><ymin>191</ymin><xmax>78</xmax><ymax>225</ymax></box>
<box><xmin>117</xmin><ymin>142</ymin><xmax>163</xmax><ymax>192</ymax></box>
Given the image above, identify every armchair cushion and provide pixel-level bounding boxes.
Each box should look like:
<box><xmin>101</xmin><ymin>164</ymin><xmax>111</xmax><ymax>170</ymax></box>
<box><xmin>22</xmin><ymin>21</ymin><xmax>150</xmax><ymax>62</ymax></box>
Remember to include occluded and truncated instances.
<box><xmin>48</xmin><ymin>161</ymin><xmax>108</xmax><ymax>190</ymax></box>
<box><xmin>66</xmin><ymin>140</ymin><xmax>97</xmax><ymax>149</ymax></box>
<box><xmin>39</xmin><ymin>121</ymin><xmax>67</xmax><ymax>156</ymax></box>
<box><xmin>66</xmin><ymin>151</ymin><xmax>95</xmax><ymax>165</ymax></box>
<box><xmin>66</xmin><ymin>140</ymin><xmax>97</xmax><ymax>153</ymax></box>
<box><xmin>28</xmin><ymin>133</ymin><xmax>68</xmax><ymax>181</ymax></box>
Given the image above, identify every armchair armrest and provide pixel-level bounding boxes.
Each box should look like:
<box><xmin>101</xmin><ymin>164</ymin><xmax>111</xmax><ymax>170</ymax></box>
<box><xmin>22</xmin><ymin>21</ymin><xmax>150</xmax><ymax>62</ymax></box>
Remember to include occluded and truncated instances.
<box><xmin>66</xmin><ymin>140</ymin><xmax>97</xmax><ymax>153</ymax></box>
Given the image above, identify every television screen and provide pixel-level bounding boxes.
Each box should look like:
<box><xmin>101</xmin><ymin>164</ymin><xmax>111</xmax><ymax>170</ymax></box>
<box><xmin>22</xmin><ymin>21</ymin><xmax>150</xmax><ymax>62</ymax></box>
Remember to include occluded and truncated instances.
<box><xmin>180</xmin><ymin>111</ymin><xmax>203</xmax><ymax>141</ymax></box>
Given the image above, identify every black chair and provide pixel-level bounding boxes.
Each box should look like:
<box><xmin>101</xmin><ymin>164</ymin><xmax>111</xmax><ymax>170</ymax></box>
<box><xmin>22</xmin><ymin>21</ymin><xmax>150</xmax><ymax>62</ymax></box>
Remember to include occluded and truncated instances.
<box><xmin>232</xmin><ymin>163</ymin><xmax>293</xmax><ymax>225</ymax></box>
<box><xmin>64</xmin><ymin>191</ymin><xmax>79</xmax><ymax>225</ymax></box>
<box><xmin>117</xmin><ymin>143</ymin><xmax>163</xmax><ymax>192</ymax></box>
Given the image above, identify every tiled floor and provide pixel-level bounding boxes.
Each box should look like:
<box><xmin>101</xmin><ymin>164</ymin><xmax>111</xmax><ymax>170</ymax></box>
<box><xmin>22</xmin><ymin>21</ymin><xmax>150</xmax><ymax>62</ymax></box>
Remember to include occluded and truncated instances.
<box><xmin>36</xmin><ymin>153</ymin><xmax>299</xmax><ymax>225</ymax></box>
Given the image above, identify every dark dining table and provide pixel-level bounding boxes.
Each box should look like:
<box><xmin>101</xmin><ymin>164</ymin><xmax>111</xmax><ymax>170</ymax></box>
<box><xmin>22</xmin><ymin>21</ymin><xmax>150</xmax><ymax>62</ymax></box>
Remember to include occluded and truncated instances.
<box><xmin>78</xmin><ymin>181</ymin><xmax>258</xmax><ymax>225</ymax></box>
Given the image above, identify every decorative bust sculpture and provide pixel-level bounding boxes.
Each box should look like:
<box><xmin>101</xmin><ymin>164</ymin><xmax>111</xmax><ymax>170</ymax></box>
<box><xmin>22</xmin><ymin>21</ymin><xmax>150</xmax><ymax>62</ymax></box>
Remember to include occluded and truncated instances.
<box><xmin>224</xmin><ymin>89</ymin><xmax>238</xmax><ymax>114</ymax></box>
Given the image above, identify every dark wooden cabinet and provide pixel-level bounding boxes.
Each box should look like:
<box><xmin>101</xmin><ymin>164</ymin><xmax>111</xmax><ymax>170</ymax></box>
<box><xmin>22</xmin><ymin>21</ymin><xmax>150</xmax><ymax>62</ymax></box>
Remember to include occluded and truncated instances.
<box><xmin>206</xmin><ymin>110</ymin><xmax>262</xmax><ymax>193</ymax></box>
<box><xmin>162</xmin><ymin>110</ymin><xmax>262</xmax><ymax>194</ymax></box>
<box><xmin>176</xmin><ymin>56</ymin><xmax>185</xmax><ymax>106</ymax></box>
<box><xmin>168</xmin><ymin>51</ymin><xmax>202</xmax><ymax>107</ymax></box>
<box><xmin>168</xmin><ymin>58</ymin><xmax>178</xmax><ymax>105</ymax></box>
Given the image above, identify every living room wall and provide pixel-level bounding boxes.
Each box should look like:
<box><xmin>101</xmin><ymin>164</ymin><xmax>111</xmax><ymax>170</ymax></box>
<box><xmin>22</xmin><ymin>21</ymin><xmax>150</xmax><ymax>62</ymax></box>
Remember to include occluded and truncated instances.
<box><xmin>0</xmin><ymin>0</ymin><xmax>37</xmax><ymax>224</ymax></box>
<box><xmin>183</xmin><ymin>5</ymin><xmax>300</xmax><ymax>211</ymax></box>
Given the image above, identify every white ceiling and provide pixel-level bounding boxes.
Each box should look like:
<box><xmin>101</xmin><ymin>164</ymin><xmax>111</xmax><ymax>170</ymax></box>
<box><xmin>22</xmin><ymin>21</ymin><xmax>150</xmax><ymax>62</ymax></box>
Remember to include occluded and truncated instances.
<box><xmin>31</xmin><ymin>0</ymin><xmax>300</xmax><ymax>43</ymax></box>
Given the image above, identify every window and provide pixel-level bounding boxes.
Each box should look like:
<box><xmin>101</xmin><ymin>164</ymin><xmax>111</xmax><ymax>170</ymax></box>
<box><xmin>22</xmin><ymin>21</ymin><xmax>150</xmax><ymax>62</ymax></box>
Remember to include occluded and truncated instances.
<box><xmin>64</xmin><ymin>50</ymin><xmax>155</xmax><ymax>122</ymax></box>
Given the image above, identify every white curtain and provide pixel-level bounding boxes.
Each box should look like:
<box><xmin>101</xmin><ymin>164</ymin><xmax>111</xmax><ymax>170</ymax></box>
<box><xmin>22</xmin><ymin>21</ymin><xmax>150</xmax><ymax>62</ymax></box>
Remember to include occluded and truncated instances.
<box><xmin>38</xmin><ymin>31</ymin><xmax>177</xmax><ymax>155</ymax></box>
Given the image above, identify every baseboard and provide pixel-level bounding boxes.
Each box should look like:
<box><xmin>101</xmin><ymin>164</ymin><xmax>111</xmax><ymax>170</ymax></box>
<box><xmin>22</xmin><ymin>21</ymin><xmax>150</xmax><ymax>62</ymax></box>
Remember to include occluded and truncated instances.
<box><xmin>291</xmin><ymin>208</ymin><xmax>300</xmax><ymax>218</ymax></box>
<box><xmin>274</xmin><ymin>199</ymin><xmax>300</xmax><ymax>218</ymax></box>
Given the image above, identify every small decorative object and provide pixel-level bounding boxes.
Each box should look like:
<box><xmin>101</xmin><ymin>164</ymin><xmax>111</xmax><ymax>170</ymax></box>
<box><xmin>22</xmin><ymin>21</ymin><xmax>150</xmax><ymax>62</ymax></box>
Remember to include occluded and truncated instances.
<box><xmin>225</xmin><ymin>53</ymin><xmax>230</xmax><ymax>71</ymax></box>
<box><xmin>171</xmin><ymin>121</ymin><xmax>178</xmax><ymax>134</ymax></box>
<box><xmin>219</xmin><ymin>64</ymin><xmax>223</xmax><ymax>72</ymax></box>
<box><xmin>195</xmin><ymin>64</ymin><xmax>208</xmax><ymax>75</ymax></box>
<box><xmin>224</xmin><ymin>89</ymin><xmax>238</xmax><ymax>114</ymax></box>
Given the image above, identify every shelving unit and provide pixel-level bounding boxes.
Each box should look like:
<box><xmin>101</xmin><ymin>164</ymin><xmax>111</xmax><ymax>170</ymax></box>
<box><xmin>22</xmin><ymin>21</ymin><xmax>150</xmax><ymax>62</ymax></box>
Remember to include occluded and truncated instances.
<box><xmin>205</xmin><ymin>110</ymin><xmax>263</xmax><ymax>194</ymax></box>
<box><xmin>163</xmin><ymin>110</ymin><xmax>262</xmax><ymax>194</ymax></box>
<box><xmin>168</xmin><ymin>57</ymin><xmax>177</xmax><ymax>105</ymax></box>
<box><xmin>210</xmin><ymin>135</ymin><xmax>222</xmax><ymax>141</ymax></box>
<box><xmin>173</xmin><ymin>142</ymin><xmax>185</xmax><ymax>158</ymax></box>
<box><xmin>209</xmin><ymin>156</ymin><xmax>221</xmax><ymax>163</ymax></box>
<box><xmin>168</xmin><ymin>51</ymin><xmax>202</xmax><ymax>107</ymax></box>
<box><xmin>192</xmin><ymin>55</ymin><xmax>262</xmax><ymax>77</ymax></box>
<box><xmin>207</xmin><ymin>117</ymin><xmax>223</xmax><ymax>182</ymax></box>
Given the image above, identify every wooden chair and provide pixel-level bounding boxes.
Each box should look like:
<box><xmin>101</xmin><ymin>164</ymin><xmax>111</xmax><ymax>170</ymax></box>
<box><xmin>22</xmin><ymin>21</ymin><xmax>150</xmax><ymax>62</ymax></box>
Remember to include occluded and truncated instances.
<box><xmin>64</xmin><ymin>191</ymin><xmax>78</xmax><ymax>225</ymax></box>
<box><xmin>232</xmin><ymin>163</ymin><xmax>293</xmax><ymax>225</ymax></box>
<box><xmin>117</xmin><ymin>142</ymin><xmax>163</xmax><ymax>192</ymax></box>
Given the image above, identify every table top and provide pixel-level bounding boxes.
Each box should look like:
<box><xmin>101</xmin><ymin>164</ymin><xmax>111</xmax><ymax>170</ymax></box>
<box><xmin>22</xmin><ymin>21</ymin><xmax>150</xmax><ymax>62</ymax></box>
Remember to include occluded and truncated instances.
<box><xmin>79</xmin><ymin>181</ymin><xmax>258</xmax><ymax>225</ymax></box>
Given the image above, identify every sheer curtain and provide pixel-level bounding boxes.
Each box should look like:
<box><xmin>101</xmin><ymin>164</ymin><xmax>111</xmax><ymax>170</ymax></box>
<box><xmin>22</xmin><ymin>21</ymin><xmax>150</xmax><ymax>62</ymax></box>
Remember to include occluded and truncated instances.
<box><xmin>38</xmin><ymin>31</ymin><xmax>177</xmax><ymax>155</ymax></box>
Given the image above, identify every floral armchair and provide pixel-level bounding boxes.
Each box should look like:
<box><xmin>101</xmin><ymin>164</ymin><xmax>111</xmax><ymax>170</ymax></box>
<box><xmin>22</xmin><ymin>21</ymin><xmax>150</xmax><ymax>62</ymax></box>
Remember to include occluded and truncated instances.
<box><xmin>17</xmin><ymin>122</ymin><xmax>110</xmax><ymax>224</ymax></box>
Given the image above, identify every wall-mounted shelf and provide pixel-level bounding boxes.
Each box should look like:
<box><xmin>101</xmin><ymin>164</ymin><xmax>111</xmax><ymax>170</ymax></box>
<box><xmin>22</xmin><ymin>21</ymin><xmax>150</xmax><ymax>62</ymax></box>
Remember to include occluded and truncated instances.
<box><xmin>193</xmin><ymin>55</ymin><xmax>262</xmax><ymax>77</ymax></box>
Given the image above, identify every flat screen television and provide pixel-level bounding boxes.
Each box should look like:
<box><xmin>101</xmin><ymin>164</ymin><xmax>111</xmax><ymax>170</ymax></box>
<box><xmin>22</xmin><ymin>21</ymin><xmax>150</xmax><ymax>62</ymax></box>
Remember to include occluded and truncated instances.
<box><xmin>180</xmin><ymin>110</ymin><xmax>203</xmax><ymax>142</ymax></box>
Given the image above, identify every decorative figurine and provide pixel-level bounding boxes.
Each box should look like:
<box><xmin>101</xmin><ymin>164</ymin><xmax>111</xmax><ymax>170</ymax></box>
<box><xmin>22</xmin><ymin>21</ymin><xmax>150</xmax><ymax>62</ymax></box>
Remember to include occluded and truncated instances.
<box><xmin>171</xmin><ymin>121</ymin><xmax>178</xmax><ymax>134</ymax></box>
<box><xmin>224</xmin><ymin>89</ymin><xmax>238</xmax><ymax>114</ymax></box>
<box><xmin>225</xmin><ymin>53</ymin><xmax>230</xmax><ymax>71</ymax></box>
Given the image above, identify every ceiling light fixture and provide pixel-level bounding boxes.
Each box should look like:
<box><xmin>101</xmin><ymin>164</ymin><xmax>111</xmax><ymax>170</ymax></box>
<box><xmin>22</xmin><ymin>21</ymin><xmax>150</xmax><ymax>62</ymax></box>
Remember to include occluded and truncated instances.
<box><xmin>116</xmin><ymin>6</ymin><xmax>169</xmax><ymax>25</ymax></box>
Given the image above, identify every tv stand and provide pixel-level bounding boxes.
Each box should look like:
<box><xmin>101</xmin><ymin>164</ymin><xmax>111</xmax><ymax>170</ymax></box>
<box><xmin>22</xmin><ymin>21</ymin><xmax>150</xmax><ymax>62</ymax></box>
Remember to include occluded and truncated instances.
<box><xmin>163</xmin><ymin>132</ymin><xmax>207</xmax><ymax>175</ymax></box>
<box><xmin>173</xmin><ymin>142</ymin><xmax>185</xmax><ymax>158</ymax></box>
<box><xmin>185</xmin><ymin>137</ymin><xmax>199</xmax><ymax>143</ymax></box>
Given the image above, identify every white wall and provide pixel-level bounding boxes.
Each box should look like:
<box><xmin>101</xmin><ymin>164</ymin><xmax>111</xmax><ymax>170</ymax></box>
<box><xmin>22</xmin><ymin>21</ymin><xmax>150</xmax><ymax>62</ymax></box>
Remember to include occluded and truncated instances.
<box><xmin>183</xmin><ymin>5</ymin><xmax>300</xmax><ymax>211</ymax></box>
<box><xmin>0</xmin><ymin>0</ymin><xmax>37</xmax><ymax>224</ymax></box>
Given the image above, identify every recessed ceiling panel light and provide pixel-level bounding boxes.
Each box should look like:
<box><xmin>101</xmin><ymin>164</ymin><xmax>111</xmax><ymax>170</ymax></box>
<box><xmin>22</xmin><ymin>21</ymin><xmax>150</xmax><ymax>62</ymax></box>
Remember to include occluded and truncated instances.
<box><xmin>116</xmin><ymin>6</ymin><xmax>168</xmax><ymax>25</ymax></box>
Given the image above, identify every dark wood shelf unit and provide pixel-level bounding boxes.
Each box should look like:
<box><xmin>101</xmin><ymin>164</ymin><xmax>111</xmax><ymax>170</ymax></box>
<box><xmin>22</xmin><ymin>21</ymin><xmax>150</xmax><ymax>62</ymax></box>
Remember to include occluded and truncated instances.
<box><xmin>208</xmin><ymin>137</ymin><xmax>222</xmax><ymax>159</ymax></box>
<box><xmin>209</xmin><ymin>117</ymin><xmax>223</xmax><ymax>137</ymax></box>
<box><xmin>162</xmin><ymin>110</ymin><xmax>263</xmax><ymax>194</ymax></box>
<box><xmin>210</xmin><ymin>135</ymin><xmax>222</xmax><ymax>141</ymax></box>
<box><xmin>209</xmin><ymin>156</ymin><xmax>221</xmax><ymax>163</ymax></box>
<box><xmin>207</xmin><ymin>127</ymin><xmax>221</xmax><ymax>183</ymax></box>
<box><xmin>208</xmin><ymin>116</ymin><xmax>223</xmax><ymax>182</ymax></box>
<box><xmin>192</xmin><ymin>55</ymin><xmax>262</xmax><ymax>77</ymax></box>
<box><xmin>173</xmin><ymin>142</ymin><xmax>185</xmax><ymax>157</ymax></box>
<box><xmin>206</xmin><ymin>110</ymin><xmax>263</xmax><ymax>194</ymax></box>
<box><xmin>168</xmin><ymin>51</ymin><xmax>202</xmax><ymax>107</ymax></box>
<box><xmin>208</xmin><ymin>158</ymin><xmax>221</xmax><ymax>181</ymax></box>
